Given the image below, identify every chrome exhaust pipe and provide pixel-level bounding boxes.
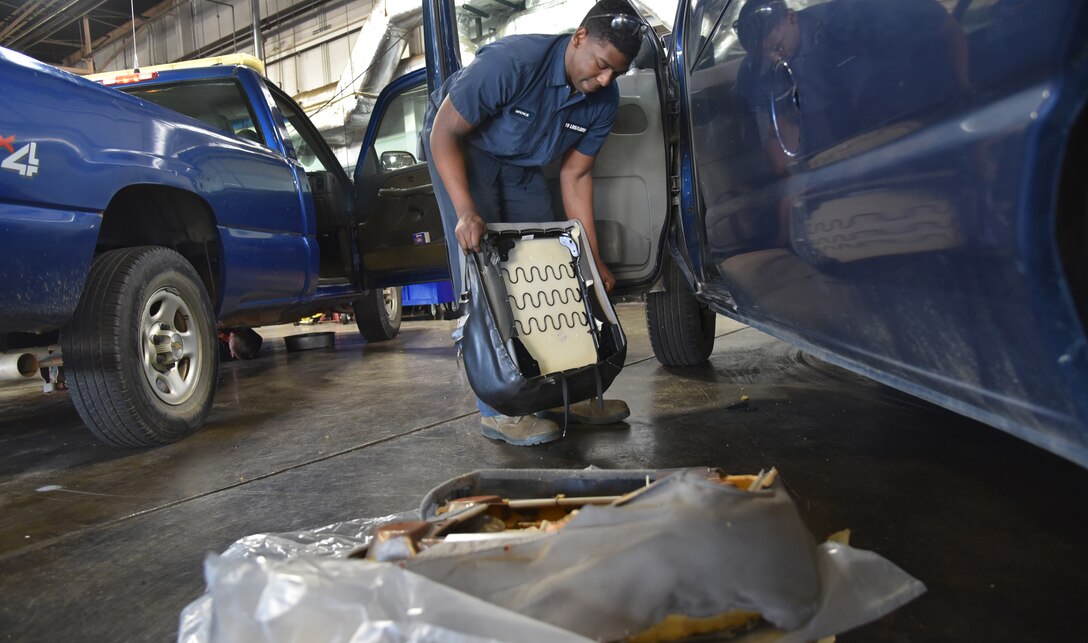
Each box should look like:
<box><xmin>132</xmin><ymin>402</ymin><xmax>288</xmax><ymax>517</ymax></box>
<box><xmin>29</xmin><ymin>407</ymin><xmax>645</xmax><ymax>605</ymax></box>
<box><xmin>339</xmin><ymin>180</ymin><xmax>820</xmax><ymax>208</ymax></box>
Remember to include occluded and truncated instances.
<box><xmin>32</xmin><ymin>345</ymin><xmax>63</xmax><ymax>369</ymax></box>
<box><xmin>1</xmin><ymin>352</ymin><xmax>39</xmax><ymax>380</ymax></box>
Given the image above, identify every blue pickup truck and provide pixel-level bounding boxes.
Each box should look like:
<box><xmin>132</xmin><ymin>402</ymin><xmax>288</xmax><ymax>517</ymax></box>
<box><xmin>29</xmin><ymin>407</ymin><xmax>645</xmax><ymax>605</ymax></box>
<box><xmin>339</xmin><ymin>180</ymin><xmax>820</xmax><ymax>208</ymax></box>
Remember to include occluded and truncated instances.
<box><xmin>0</xmin><ymin>49</ymin><xmax>440</xmax><ymax>447</ymax></box>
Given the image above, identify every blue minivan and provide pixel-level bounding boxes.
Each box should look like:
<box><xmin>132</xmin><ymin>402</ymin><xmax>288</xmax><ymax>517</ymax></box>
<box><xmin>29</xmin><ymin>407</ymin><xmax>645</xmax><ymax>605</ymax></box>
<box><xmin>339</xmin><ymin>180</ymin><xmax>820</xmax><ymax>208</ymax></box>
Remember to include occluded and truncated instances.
<box><xmin>353</xmin><ymin>0</ymin><xmax>1087</xmax><ymax>466</ymax></box>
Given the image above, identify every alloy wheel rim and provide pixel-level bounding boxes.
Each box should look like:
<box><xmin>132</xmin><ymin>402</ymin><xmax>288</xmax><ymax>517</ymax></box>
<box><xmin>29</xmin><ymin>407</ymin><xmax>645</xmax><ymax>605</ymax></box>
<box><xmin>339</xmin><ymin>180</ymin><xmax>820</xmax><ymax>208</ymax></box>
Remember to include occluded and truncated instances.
<box><xmin>382</xmin><ymin>287</ymin><xmax>400</xmax><ymax>321</ymax></box>
<box><xmin>141</xmin><ymin>288</ymin><xmax>201</xmax><ymax>405</ymax></box>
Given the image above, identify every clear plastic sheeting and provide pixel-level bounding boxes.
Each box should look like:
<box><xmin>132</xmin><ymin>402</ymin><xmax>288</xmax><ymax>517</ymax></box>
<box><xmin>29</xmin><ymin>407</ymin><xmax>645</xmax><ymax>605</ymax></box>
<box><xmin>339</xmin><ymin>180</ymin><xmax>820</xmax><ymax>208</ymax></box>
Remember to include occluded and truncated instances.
<box><xmin>218</xmin><ymin>512</ymin><xmax>419</xmax><ymax>562</ymax></box>
<box><xmin>771</xmin><ymin>541</ymin><xmax>926</xmax><ymax>643</ymax></box>
<box><xmin>178</xmin><ymin>469</ymin><xmax>925</xmax><ymax>642</ymax></box>
<box><xmin>180</xmin><ymin>555</ymin><xmax>590</xmax><ymax>643</ymax></box>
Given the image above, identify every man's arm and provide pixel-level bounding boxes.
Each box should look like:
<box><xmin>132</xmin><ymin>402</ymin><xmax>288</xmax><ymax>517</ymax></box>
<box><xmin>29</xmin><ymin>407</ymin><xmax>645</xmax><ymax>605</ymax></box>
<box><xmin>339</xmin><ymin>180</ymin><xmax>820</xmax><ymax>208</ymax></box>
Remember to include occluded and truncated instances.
<box><xmin>559</xmin><ymin>148</ymin><xmax>615</xmax><ymax>292</ymax></box>
<box><xmin>429</xmin><ymin>97</ymin><xmax>487</xmax><ymax>253</ymax></box>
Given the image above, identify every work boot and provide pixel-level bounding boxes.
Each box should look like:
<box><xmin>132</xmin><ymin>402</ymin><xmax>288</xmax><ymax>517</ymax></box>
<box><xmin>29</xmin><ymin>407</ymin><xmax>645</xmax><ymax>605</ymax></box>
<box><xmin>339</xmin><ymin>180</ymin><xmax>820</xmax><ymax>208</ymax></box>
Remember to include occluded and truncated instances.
<box><xmin>480</xmin><ymin>414</ymin><xmax>562</xmax><ymax>446</ymax></box>
<box><xmin>537</xmin><ymin>397</ymin><xmax>631</xmax><ymax>425</ymax></box>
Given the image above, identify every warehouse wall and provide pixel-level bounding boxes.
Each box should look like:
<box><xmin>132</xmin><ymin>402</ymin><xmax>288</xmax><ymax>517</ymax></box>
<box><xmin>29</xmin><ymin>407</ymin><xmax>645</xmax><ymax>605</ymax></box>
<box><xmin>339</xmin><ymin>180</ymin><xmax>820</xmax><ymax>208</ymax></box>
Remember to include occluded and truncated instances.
<box><xmin>92</xmin><ymin>0</ymin><xmax>380</xmax><ymax>100</ymax></box>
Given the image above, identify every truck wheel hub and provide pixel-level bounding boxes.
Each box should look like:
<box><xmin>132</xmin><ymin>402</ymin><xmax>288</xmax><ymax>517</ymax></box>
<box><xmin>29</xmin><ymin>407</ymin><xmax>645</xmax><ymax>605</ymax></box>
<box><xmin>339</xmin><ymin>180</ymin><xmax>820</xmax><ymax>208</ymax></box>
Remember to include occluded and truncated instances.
<box><xmin>141</xmin><ymin>288</ymin><xmax>200</xmax><ymax>406</ymax></box>
<box><xmin>152</xmin><ymin>330</ymin><xmax>185</xmax><ymax>364</ymax></box>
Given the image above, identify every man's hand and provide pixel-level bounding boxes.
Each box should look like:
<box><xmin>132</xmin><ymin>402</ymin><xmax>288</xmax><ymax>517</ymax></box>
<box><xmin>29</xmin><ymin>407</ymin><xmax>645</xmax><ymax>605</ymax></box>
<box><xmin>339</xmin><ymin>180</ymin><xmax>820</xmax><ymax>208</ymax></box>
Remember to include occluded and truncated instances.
<box><xmin>559</xmin><ymin>149</ymin><xmax>616</xmax><ymax>293</ymax></box>
<box><xmin>455</xmin><ymin>211</ymin><xmax>487</xmax><ymax>254</ymax></box>
<box><xmin>596</xmin><ymin>259</ymin><xmax>616</xmax><ymax>293</ymax></box>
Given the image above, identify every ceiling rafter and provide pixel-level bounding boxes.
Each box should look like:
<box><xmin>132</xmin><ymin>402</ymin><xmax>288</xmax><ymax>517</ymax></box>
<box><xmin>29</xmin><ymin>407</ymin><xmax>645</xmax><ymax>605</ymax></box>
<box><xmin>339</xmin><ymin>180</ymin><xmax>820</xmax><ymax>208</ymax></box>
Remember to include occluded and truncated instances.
<box><xmin>5</xmin><ymin>1</ymin><xmax>113</xmax><ymax>50</ymax></box>
<box><xmin>0</xmin><ymin>0</ymin><xmax>57</xmax><ymax>43</ymax></box>
<box><xmin>62</xmin><ymin>0</ymin><xmax>178</xmax><ymax>67</ymax></box>
<box><xmin>0</xmin><ymin>0</ymin><xmax>164</xmax><ymax>64</ymax></box>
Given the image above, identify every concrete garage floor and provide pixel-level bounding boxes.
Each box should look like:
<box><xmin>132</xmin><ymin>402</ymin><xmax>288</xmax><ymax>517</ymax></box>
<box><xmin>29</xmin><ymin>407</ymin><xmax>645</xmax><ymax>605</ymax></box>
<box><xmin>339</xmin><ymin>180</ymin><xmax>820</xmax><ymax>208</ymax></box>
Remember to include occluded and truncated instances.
<box><xmin>0</xmin><ymin>303</ymin><xmax>1085</xmax><ymax>641</ymax></box>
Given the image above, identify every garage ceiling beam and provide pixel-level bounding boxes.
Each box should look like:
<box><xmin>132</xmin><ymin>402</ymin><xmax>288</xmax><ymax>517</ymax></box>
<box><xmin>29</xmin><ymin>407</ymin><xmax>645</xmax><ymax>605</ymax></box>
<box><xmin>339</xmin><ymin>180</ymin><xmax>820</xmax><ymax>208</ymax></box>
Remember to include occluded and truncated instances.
<box><xmin>92</xmin><ymin>6</ymin><xmax>139</xmax><ymax>19</ymax></box>
<box><xmin>40</xmin><ymin>37</ymin><xmax>81</xmax><ymax>46</ymax></box>
<box><xmin>5</xmin><ymin>0</ymin><xmax>111</xmax><ymax>51</ymax></box>
<box><xmin>0</xmin><ymin>0</ymin><xmax>56</xmax><ymax>43</ymax></box>
<box><xmin>62</xmin><ymin>0</ymin><xmax>178</xmax><ymax>68</ymax></box>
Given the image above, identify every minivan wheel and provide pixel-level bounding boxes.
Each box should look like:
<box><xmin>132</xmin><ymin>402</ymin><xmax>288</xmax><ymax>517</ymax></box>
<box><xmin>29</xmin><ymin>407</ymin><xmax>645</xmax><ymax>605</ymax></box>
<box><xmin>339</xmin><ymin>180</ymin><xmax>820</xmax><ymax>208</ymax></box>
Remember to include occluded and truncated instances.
<box><xmin>353</xmin><ymin>287</ymin><xmax>403</xmax><ymax>341</ymax></box>
<box><xmin>61</xmin><ymin>247</ymin><xmax>218</xmax><ymax>447</ymax></box>
<box><xmin>646</xmin><ymin>258</ymin><xmax>716</xmax><ymax>366</ymax></box>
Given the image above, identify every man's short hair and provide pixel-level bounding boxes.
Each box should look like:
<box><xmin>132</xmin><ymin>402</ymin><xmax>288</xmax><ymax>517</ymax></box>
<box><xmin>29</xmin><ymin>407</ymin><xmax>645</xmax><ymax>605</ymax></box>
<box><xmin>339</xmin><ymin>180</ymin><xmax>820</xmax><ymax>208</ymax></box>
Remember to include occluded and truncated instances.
<box><xmin>580</xmin><ymin>0</ymin><xmax>644</xmax><ymax>62</ymax></box>
<box><xmin>734</xmin><ymin>0</ymin><xmax>790</xmax><ymax>52</ymax></box>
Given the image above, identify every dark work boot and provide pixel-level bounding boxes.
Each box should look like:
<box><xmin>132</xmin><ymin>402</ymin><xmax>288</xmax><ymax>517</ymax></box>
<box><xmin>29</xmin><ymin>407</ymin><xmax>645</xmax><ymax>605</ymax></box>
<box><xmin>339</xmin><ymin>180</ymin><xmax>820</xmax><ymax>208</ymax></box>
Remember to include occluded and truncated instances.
<box><xmin>480</xmin><ymin>414</ymin><xmax>563</xmax><ymax>446</ymax></box>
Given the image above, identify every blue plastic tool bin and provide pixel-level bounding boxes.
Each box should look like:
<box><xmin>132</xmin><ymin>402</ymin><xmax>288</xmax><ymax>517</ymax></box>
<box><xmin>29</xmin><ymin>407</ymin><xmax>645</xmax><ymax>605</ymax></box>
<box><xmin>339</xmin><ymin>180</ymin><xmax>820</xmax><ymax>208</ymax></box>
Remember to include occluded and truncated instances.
<box><xmin>401</xmin><ymin>280</ymin><xmax>455</xmax><ymax>306</ymax></box>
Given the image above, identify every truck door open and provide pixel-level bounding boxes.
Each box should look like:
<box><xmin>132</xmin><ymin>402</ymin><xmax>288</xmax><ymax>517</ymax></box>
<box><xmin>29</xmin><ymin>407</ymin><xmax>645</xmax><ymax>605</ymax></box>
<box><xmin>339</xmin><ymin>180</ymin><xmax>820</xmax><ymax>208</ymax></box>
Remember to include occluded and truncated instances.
<box><xmin>353</xmin><ymin>69</ymin><xmax>451</xmax><ymax>289</ymax></box>
<box><xmin>265</xmin><ymin>83</ymin><xmax>358</xmax><ymax>287</ymax></box>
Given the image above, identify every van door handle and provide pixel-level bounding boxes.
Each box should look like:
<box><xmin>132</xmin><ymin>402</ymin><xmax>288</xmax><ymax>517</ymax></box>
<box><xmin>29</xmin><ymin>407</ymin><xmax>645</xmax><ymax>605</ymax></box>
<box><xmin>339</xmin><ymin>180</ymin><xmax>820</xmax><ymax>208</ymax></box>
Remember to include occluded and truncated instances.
<box><xmin>770</xmin><ymin>60</ymin><xmax>801</xmax><ymax>159</ymax></box>
<box><xmin>378</xmin><ymin>184</ymin><xmax>435</xmax><ymax>197</ymax></box>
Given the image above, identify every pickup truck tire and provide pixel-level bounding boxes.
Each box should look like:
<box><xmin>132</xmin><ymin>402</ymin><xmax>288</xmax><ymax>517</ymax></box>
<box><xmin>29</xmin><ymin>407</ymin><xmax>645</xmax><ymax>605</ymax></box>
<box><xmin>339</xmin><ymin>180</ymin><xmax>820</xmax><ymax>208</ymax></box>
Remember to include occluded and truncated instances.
<box><xmin>646</xmin><ymin>258</ymin><xmax>716</xmax><ymax>366</ymax></box>
<box><xmin>353</xmin><ymin>287</ymin><xmax>402</xmax><ymax>341</ymax></box>
<box><xmin>61</xmin><ymin>247</ymin><xmax>218</xmax><ymax>447</ymax></box>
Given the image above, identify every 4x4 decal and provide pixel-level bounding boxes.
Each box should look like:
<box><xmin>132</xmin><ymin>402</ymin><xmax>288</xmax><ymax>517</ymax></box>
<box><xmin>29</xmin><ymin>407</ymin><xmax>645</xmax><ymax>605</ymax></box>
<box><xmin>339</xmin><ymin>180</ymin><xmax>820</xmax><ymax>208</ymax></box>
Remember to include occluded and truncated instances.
<box><xmin>1</xmin><ymin>134</ymin><xmax>39</xmax><ymax>178</ymax></box>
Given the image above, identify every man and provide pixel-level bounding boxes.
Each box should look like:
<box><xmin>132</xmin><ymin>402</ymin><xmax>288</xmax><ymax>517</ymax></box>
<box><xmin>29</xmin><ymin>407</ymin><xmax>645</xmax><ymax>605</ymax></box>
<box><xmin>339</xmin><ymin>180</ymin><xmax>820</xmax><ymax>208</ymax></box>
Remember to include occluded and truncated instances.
<box><xmin>422</xmin><ymin>0</ymin><xmax>643</xmax><ymax>446</ymax></box>
<box><xmin>733</xmin><ymin>0</ymin><xmax>968</xmax><ymax>160</ymax></box>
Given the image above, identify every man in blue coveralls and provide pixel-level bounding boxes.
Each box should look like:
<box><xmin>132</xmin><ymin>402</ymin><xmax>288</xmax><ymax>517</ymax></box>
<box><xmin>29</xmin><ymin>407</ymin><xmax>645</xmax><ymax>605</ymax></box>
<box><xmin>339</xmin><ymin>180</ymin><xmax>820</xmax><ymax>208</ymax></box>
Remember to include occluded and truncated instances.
<box><xmin>422</xmin><ymin>0</ymin><xmax>643</xmax><ymax>446</ymax></box>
